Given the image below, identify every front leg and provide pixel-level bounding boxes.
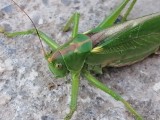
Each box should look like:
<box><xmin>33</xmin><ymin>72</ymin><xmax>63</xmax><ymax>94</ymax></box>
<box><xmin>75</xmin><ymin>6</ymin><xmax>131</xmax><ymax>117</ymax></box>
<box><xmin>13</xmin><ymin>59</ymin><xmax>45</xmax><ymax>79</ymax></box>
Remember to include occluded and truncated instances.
<box><xmin>64</xmin><ymin>71</ymin><xmax>80</xmax><ymax>120</ymax></box>
<box><xmin>0</xmin><ymin>28</ymin><xmax>59</xmax><ymax>50</ymax></box>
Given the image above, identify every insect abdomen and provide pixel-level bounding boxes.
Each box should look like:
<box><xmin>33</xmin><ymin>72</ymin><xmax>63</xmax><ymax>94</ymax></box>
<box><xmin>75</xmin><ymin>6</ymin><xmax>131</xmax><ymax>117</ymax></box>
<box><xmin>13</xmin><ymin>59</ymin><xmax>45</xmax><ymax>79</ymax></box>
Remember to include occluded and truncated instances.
<box><xmin>86</xmin><ymin>13</ymin><xmax>160</xmax><ymax>67</ymax></box>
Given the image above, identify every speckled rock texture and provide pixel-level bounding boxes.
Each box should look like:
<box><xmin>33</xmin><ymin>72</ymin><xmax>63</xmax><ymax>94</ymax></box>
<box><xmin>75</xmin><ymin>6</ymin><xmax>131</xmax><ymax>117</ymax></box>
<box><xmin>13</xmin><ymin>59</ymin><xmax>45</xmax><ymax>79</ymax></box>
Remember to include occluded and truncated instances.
<box><xmin>0</xmin><ymin>0</ymin><xmax>160</xmax><ymax>120</ymax></box>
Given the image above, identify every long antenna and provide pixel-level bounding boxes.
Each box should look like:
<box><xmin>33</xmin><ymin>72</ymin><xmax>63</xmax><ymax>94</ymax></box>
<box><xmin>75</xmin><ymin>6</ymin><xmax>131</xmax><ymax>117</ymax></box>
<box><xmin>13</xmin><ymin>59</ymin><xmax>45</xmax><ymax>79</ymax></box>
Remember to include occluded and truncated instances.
<box><xmin>11</xmin><ymin>0</ymin><xmax>46</xmax><ymax>55</ymax></box>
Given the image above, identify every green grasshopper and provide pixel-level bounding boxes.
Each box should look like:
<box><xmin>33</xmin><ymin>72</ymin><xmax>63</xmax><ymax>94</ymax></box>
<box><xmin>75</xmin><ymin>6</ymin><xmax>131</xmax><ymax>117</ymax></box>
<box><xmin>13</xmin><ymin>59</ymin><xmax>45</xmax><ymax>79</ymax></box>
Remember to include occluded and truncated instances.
<box><xmin>1</xmin><ymin>0</ymin><xmax>160</xmax><ymax>120</ymax></box>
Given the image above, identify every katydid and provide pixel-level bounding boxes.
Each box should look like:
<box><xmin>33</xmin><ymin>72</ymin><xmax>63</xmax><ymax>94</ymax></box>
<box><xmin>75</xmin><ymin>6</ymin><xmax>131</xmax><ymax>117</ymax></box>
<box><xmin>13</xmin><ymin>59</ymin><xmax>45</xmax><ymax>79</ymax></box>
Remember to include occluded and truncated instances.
<box><xmin>1</xmin><ymin>0</ymin><xmax>160</xmax><ymax>120</ymax></box>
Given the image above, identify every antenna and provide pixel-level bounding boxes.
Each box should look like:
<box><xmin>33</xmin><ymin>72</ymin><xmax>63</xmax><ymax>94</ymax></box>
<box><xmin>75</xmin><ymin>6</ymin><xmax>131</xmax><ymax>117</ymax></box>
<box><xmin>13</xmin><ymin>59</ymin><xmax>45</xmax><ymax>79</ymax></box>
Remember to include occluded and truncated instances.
<box><xmin>11</xmin><ymin>0</ymin><xmax>46</xmax><ymax>55</ymax></box>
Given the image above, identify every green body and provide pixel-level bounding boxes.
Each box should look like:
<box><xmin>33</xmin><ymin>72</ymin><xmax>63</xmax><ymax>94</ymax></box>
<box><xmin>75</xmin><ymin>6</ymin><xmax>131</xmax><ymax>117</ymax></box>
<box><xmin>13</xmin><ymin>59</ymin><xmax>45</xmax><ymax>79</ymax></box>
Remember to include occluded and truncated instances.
<box><xmin>3</xmin><ymin>0</ymin><xmax>160</xmax><ymax>120</ymax></box>
<box><xmin>86</xmin><ymin>13</ymin><xmax>160</xmax><ymax>67</ymax></box>
<box><xmin>48</xmin><ymin>13</ymin><xmax>160</xmax><ymax>77</ymax></box>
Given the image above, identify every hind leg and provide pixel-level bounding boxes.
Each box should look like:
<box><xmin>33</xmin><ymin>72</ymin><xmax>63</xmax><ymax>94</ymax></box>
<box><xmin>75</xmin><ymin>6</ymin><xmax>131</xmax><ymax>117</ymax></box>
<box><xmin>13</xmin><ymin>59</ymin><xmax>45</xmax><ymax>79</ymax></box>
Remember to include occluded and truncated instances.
<box><xmin>85</xmin><ymin>0</ymin><xmax>137</xmax><ymax>34</ymax></box>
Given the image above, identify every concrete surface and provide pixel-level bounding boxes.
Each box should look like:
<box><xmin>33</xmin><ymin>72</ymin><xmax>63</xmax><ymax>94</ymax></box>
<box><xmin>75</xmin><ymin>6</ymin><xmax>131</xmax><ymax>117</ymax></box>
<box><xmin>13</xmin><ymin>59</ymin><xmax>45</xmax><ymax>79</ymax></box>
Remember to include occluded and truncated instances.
<box><xmin>0</xmin><ymin>0</ymin><xmax>160</xmax><ymax>120</ymax></box>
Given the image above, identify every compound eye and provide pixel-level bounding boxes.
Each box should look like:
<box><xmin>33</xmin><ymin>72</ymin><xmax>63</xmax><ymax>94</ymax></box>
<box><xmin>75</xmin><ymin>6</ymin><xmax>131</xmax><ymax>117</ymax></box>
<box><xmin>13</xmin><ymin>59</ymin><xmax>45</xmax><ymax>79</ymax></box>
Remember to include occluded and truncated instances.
<box><xmin>55</xmin><ymin>63</ymin><xmax>62</xmax><ymax>69</ymax></box>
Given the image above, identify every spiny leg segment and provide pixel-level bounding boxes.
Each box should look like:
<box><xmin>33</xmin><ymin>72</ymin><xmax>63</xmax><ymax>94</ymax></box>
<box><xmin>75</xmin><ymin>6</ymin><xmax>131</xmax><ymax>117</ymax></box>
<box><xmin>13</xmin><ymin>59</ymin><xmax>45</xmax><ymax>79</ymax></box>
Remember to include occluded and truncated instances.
<box><xmin>64</xmin><ymin>71</ymin><xmax>80</xmax><ymax>120</ymax></box>
<box><xmin>62</xmin><ymin>13</ymin><xmax>80</xmax><ymax>38</ymax></box>
<box><xmin>83</xmin><ymin>70</ymin><xmax>143</xmax><ymax>120</ymax></box>
<box><xmin>122</xmin><ymin>0</ymin><xmax>137</xmax><ymax>22</ymax></box>
<box><xmin>84</xmin><ymin>0</ymin><xmax>137</xmax><ymax>34</ymax></box>
<box><xmin>1</xmin><ymin>29</ymin><xmax>59</xmax><ymax>51</ymax></box>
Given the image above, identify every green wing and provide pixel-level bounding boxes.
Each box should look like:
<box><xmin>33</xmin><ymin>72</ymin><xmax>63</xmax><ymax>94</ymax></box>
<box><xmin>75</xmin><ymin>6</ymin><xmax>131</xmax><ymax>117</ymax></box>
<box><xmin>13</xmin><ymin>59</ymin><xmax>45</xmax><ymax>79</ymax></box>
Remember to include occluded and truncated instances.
<box><xmin>86</xmin><ymin>12</ymin><xmax>160</xmax><ymax>67</ymax></box>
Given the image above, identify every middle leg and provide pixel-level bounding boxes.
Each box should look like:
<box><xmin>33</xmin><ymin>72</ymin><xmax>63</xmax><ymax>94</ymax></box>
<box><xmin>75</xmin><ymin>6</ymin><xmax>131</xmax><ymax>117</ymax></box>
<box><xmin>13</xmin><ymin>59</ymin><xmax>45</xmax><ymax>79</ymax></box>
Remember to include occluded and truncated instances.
<box><xmin>62</xmin><ymin>13</ymin><xmax>80</xmax><ymax>38</ymax></box>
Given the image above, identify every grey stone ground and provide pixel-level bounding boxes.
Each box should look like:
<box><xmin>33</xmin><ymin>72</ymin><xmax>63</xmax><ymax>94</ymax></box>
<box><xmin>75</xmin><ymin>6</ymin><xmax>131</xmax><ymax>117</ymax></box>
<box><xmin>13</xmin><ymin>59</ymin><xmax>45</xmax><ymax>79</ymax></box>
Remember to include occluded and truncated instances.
<box><xmin>0</xmin><ymin>0</ymin><xmax>160</xmax><ymax>120</ymax></box>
